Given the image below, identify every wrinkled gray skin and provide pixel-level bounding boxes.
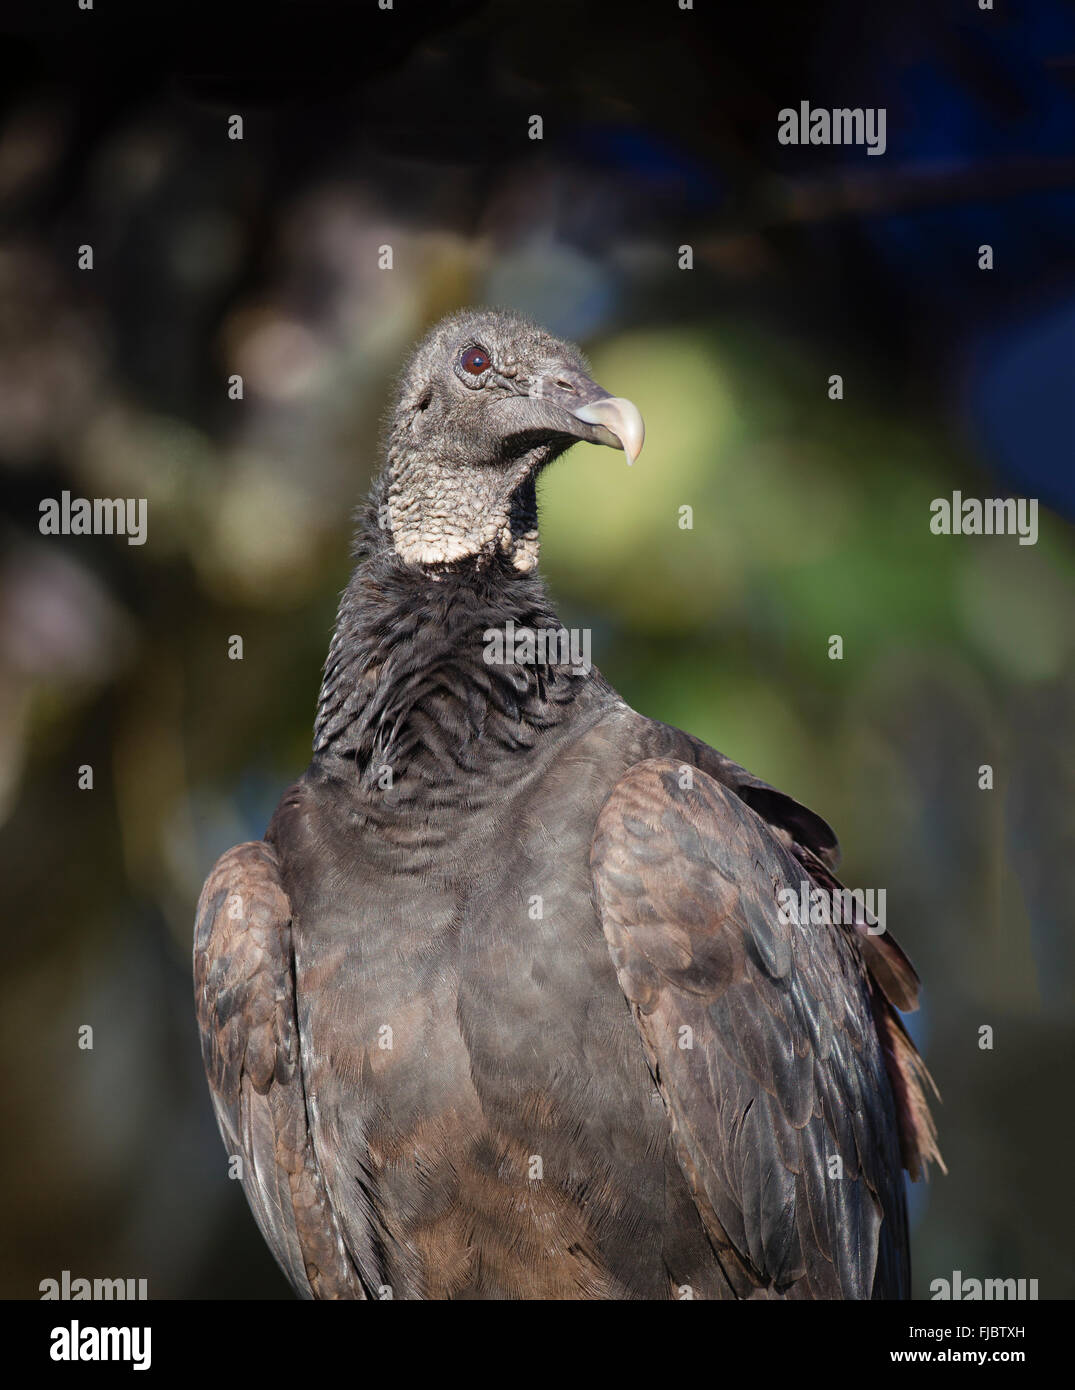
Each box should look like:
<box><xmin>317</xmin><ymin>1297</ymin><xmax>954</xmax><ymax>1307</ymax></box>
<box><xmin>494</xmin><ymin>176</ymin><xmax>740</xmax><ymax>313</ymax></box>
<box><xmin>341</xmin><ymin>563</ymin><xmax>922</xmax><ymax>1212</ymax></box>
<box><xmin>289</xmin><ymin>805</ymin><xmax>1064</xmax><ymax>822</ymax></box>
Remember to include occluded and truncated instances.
<box><xmin>383</xmin><ymin>310</ymin><xmax>641</xmax><ymax>571</ymax></box>
<box><xmin>195</xmin><ymin>309</ymin><xmax>935</xmax><ymax>1301</ymax></box>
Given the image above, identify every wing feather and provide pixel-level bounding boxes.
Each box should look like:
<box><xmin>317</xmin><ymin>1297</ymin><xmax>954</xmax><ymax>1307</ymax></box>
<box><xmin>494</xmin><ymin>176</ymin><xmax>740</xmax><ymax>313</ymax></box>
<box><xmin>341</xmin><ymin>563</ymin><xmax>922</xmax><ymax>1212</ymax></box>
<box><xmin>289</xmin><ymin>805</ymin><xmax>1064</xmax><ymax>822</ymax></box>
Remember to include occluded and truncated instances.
<box><xmin>194</xmin><ymin>840</ymin><xmax>367</xmax><ymax>1299</ymax></box>
<box><xmin>591</xmin><ymin>758</ymin><xmax>934</xmax><ymax>1299</ymax></box>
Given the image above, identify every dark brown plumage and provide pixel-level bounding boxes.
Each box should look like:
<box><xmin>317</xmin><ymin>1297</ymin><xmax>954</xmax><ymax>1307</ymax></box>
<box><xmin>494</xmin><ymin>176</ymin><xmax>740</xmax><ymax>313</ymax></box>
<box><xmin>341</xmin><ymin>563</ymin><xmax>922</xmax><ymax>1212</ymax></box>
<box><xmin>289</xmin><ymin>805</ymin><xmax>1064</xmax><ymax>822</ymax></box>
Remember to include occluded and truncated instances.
<box><xmin>194</xmin><ymin>309</ymin><xmax>939</xmax><ymax>1299</ymax></box>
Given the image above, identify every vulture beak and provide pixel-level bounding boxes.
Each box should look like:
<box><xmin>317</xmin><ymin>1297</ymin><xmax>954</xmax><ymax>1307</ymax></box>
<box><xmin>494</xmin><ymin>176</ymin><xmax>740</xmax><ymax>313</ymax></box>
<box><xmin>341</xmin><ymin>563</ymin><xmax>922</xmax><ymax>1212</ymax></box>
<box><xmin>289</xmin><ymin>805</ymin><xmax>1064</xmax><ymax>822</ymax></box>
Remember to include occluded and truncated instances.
<box><xmin>571</xmin><ymin>393</ymin><xmax>645</xmax><ymax>465</ymax></box>
<box><xmin>525</xmin><ymin>369</ymin><xmax>645</xmax><ymax>465</ymax></box>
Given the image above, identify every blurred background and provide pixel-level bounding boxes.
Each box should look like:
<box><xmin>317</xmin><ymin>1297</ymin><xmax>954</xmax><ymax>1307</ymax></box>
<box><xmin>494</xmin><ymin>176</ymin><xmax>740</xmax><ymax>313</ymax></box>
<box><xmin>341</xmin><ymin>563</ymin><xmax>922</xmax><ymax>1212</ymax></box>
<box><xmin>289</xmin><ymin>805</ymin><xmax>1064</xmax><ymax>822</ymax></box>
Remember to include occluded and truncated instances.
<box><xmin>1</xmin><ymin>0</ymin><xmax>1072</xmax><ymax>1298</ymax></box>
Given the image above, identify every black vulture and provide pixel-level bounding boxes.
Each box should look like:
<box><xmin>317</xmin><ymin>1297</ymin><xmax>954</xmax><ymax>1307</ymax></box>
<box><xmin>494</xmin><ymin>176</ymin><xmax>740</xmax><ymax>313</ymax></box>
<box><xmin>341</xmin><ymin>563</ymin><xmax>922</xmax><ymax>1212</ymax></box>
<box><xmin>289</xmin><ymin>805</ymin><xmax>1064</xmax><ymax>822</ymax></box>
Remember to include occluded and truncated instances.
<box><xmin>194</xmin><ymin>309</ymin><xmax>940</xmax><ymax>1300</ymax></box>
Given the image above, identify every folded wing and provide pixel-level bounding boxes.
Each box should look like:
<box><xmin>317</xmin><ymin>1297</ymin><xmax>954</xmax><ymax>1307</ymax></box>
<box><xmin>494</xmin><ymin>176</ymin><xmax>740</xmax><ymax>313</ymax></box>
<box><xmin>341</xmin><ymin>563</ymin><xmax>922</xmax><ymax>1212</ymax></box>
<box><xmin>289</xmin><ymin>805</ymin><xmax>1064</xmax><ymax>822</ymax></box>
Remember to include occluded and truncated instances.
<box><xmin>193</xmin><ymin>840</ymin><xmax>366</xmax><ymax>1299</ymax></box>
<box><xmin>591</xmin><ymin>758</ymin><xmax>935</xmax><ymax>1299</ymax></box>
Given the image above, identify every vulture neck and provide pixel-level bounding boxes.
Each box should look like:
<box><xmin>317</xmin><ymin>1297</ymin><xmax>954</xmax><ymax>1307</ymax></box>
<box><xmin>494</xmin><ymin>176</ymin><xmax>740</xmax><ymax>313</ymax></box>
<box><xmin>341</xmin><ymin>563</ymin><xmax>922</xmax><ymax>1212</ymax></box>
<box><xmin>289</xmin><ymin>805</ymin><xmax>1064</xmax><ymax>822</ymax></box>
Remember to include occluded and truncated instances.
<box><xmin>312</xmin><ymin>505</ymin><xmax>604</xmax><ymax>793</ymax></box>
<box><xmin>384</xmin><ymin>439</ymin><xmax>548</xmax><ymax>573</ymax></box>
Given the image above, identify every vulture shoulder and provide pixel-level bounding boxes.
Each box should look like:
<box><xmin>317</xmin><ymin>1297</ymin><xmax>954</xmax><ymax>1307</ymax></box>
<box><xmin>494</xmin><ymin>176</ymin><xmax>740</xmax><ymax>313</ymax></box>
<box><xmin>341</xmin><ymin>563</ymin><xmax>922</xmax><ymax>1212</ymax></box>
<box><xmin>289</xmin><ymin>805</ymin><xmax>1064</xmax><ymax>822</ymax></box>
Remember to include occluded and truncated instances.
<box><xmin>590</xmin><ymin>757</ymin><xmax>939</xmax><ymax>1300</ymax></box>
<box><xmin>193</xmin><ymin>838</ymin><xmax>366</xmax><ymax>1299</ymax></box>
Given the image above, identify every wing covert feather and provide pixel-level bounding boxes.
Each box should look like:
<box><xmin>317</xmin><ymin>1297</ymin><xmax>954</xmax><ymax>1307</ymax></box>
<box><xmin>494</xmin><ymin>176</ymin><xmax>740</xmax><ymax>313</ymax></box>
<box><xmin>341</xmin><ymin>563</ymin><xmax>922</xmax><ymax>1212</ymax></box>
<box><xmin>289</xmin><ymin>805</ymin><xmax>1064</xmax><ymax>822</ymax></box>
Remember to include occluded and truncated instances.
<box><xmin>194</xmin><ymin>840</ymin><xmax>366</xmax><ymax>1299</ymax></box>
<box><xmin>591</xmin><ymin>759</ymin><xmax>913</xmax><ymax>1299</ymax></box>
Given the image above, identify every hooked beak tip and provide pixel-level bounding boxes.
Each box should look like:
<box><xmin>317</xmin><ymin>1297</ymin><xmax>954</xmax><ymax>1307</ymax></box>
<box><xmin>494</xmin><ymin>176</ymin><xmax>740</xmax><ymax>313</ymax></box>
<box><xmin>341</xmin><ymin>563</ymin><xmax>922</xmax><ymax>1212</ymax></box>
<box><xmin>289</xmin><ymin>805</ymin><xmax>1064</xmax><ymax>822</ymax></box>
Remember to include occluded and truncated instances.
<box><xmin>572</xmin><ymin>395</ymin><xmax>645</xmax><ymax>465</ymax></box>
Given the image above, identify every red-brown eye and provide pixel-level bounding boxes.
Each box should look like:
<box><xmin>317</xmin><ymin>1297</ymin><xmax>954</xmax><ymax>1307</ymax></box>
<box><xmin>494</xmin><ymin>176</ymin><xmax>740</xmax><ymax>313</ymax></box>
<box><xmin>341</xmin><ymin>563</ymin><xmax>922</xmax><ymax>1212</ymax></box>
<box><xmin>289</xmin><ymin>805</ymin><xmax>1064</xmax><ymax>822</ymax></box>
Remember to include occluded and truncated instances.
<box><xmin>460</xmin><ymin>346</ymin><xmax>490</xmax><ymax>375</ymax></box>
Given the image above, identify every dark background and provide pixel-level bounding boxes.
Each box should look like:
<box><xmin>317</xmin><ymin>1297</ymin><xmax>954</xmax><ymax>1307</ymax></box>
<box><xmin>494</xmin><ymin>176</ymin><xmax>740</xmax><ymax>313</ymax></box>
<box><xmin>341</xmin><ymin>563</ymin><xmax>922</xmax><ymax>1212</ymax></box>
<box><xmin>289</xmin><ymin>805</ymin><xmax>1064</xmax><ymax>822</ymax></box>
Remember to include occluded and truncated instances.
<box><xmin>1</xmin><ymin>0</ymin><xmax>1072</xmax><ymax>1299</ymax></box>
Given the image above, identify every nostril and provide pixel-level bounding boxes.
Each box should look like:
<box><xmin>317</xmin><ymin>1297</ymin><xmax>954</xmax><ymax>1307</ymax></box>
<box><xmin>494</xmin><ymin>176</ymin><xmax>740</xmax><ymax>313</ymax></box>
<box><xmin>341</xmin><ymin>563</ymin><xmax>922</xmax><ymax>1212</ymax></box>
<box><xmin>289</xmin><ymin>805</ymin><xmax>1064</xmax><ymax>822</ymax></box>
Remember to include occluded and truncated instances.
<box><xmin>555</xmin><ymin>377</ymin><xmax>576</xmax><ymax>393</ymax></box>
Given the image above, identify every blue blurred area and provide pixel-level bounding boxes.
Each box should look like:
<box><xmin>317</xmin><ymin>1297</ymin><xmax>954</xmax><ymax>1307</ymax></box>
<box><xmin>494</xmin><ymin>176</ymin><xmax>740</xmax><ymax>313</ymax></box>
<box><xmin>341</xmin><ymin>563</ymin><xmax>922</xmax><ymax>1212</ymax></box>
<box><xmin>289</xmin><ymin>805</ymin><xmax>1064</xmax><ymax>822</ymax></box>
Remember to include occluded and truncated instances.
<box><xmin>969</xmin><ymin>299</ymin><xmax>1075</xmax><ymax>515</ymax></box>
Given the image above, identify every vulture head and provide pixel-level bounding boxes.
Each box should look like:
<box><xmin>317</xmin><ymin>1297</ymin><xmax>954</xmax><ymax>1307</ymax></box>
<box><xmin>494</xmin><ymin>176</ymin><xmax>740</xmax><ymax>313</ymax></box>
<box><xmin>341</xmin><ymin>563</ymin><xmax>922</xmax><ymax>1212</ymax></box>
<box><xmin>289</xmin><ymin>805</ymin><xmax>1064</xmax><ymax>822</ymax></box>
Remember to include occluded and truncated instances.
<box><xmin>381</xmin><ymin>309</ymin><xmax>644</xmax><ymax>572</ymax></box>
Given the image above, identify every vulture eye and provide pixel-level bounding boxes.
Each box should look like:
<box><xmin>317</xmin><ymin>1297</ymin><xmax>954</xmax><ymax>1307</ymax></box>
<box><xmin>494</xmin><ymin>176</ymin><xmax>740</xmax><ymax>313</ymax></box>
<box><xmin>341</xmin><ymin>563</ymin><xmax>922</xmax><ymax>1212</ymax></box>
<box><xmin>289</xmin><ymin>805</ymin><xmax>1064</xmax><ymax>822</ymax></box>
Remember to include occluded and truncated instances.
<box><xmin>460</xmin><ymin>346</ymin><xmax>490</xmax><ymax>376</ymax></box>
